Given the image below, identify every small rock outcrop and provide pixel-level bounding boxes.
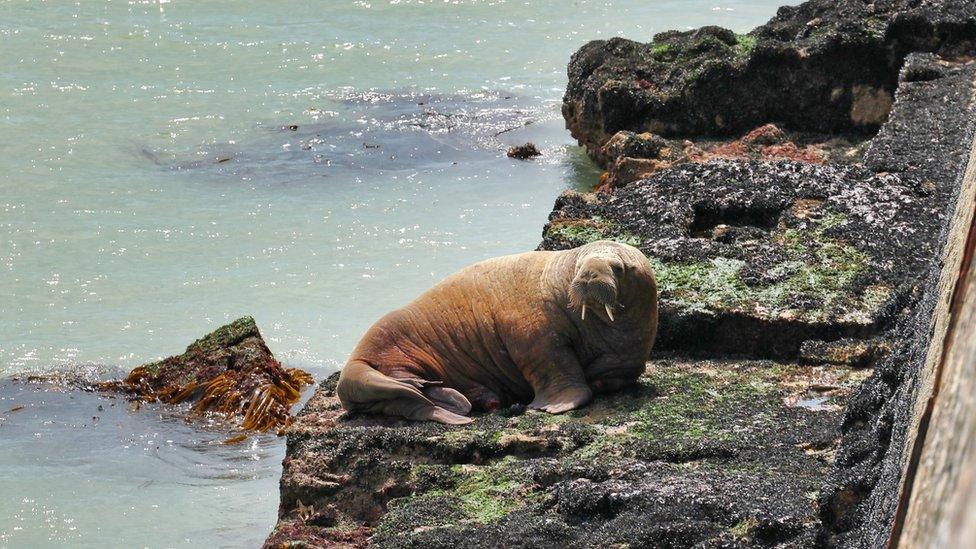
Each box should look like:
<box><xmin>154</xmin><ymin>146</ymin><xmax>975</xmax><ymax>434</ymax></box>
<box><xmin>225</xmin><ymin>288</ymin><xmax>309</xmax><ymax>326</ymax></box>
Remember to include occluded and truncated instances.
<box><xmin>593</xmin><ymin>125</ymin><xmax>862</xmax><ymax>192</ymax></box>
<box><xmin>506</xmin><ymin>142</ymin><xmax>542</xmax><ymax>159</ymax></box>
<box><xmin>101</xmin><ymin>316</ymin><xmax>312</xmax><ymax>432</ymax></box>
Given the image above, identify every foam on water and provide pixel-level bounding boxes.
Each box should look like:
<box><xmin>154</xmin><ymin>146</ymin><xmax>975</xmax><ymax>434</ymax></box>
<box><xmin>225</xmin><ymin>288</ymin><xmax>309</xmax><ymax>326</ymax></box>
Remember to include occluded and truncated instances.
<box><xmin>0</xmin><ymin>1</ymin><xmax>791</xmax><ymax>546</ymax></box>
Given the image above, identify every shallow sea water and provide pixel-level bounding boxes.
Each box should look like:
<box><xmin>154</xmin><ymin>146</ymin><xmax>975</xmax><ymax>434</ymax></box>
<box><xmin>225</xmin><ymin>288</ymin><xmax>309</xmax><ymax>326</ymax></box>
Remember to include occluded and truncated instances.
<box><xmin>1</xmin><ymin>1</ymin><xmax>791</xmax><ymax>546</ymax></box>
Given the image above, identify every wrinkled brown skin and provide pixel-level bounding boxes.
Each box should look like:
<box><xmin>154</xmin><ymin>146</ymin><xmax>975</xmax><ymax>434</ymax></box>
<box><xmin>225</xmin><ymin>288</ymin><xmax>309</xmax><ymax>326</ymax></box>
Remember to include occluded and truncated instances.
<box><xmin>337</xmin><ymin>241</ymin><xmax>658</xmax><ymax>424</ymax></box>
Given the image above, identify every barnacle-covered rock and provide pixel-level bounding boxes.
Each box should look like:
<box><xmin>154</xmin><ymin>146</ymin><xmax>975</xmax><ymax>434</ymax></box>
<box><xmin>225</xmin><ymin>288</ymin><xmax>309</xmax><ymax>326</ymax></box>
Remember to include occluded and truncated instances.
<box><xmin>543</xmin><ymin>54</ymin><xmax>976</xmax><ymax>360</ymax></box>
<box><xmin>541</xmin><ymin>161</ymin><xmax>922</xmax><ymax>357</ymax></box>
<box><xmin>595</xmin><ymin>125</ymin><xmax>848</xmax><ymax>192</ymax></box>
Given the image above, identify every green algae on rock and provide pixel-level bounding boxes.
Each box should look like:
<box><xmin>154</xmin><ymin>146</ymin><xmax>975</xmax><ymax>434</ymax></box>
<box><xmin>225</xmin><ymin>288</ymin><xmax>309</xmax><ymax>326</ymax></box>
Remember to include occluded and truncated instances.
<box><xmin>539</xmin><ymin>159</ymin><xmax>938</xmax><ymax>357</ymax></box>
<box><xmin>101</xmin><ymin>316</ymin><xmax>313</xmax><ymax>433</ymax></box>
<box><xmin>542</xmin><ymin>216</ymin><xmax>640</xmax><ymax>248</ymax></box>
<box><xmin>265</xmin><ymin>359</ymin><xmax>855</xmax><ymax>548</ymax></box>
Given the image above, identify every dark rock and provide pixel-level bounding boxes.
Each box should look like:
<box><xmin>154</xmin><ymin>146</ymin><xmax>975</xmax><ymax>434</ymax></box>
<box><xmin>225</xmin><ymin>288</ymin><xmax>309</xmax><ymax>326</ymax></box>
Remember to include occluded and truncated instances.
<box><xmin>598</xmin><ymin>130</ymin><xmax>668</xmax><ymax>166</ymax></box>
<box><xmin>540</xmin><ymin>160</ymin><xmax>934</xmax><ymax>358</ymax></box>
<box><xmin>562</xmin><ymin>0</ymin><xmax>976</xmax><ymax>163</ymax></box>
<box><xmin>819</xmin><ymin>58</ymin><xmax>976</xmax><ymax>549</ymax></box>
<box><xmin>507</xmin><ymin>142</ymin><xmax>542</xmax><ymax>159</ymax></box>
<box><xmin>864</xmin><ymin>53</ymin><xmax>976</xmax><ymax>184</ymax></box>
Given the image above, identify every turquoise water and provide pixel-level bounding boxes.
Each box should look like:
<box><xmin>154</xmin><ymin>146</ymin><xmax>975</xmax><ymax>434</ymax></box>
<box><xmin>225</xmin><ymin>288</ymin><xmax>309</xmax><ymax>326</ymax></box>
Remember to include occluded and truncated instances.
<box><xmin>0</xmin><ymin>1</ymin><xmax>790</xmax><ymax>546</ymax></box>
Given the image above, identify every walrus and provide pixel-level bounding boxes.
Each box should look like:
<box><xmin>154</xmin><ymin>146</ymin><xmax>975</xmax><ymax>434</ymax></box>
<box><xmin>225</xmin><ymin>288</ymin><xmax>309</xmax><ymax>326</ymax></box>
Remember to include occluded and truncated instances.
<box><xmin>337</xmin><ymin>240</ymin><xmax>658</xmax><ymax>424</ymax></box>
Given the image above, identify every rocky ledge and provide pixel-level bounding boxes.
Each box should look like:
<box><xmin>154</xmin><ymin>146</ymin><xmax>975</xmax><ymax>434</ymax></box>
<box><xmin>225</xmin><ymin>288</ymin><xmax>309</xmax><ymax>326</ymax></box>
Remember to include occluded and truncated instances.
<box><xmin>541</xmin><ymin>54</ymin><xmax>976</xmax><ymax>359</ymax></box>
<box><xmin>266</xmin><ymin>0</ymin><xmax>976</xmax><ymax>547</ymax></box>
<box><xmin>266</xmin><ymin>359</ymin><xmax>866</xmax><ymax>548</ymax></box>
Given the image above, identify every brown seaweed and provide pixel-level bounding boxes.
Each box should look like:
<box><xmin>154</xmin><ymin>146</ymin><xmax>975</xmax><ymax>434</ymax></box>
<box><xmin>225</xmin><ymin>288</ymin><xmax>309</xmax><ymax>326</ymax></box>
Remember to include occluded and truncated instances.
<box><xmin>100</xmin><ymin>317</ymin><xmax>313</xmax><ymax>433</ymax></box>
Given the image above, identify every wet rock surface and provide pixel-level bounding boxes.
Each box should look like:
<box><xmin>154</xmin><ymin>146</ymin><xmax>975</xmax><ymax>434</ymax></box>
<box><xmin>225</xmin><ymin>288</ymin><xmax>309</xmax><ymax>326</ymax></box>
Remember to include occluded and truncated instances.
<box><xmin>100</xmin><ymin>316</ymin><xmax>313</xmax><ymax>433</ymax></box>
<box><xmin>266</xmin><ymin>359</ymin><xmax>865</xmax><ymax>548</ymax></box>
<box><xmin>563</xmin><ymin>0</ymin><xmax>976</xmax><ymax>162</ymax></box>
<box><xmin>506</xmin><ymin>142</ymin><xmax>542</xmax><ymax>160</ymax></box>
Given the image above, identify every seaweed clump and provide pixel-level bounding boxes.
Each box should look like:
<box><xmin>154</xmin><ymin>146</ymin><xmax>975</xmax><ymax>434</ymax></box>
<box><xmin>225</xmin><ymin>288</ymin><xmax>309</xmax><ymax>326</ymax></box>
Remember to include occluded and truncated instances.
<box><xmin>507</xmin><ymin>142</ymin><xmax>542</xmax><ymax>159</ymax></box>
<box><xmin>101</xmin><ymin>316</ymin><xmax>312</xmax><ymax>432</ymax></box>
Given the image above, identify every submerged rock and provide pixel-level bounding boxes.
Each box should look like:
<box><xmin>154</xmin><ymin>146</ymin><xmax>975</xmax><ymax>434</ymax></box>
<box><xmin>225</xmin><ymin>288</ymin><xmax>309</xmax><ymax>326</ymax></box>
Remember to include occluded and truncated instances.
<box><xmin>100</xmin><ymin>316</ymin><xmax>312</xmax><ymax>432</ymax></box>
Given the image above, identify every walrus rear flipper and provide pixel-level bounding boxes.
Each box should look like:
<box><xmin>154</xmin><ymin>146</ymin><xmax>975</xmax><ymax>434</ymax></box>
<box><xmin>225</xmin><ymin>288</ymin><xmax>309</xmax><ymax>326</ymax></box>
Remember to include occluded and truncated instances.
<box><xmin>420</xmin><ymin>386</ymin><xmax>472</xmax><ymax>416</ymax></box>
<box><xmin>337</xmin><ymin>360</ymin><xmax>473</xmax><ymax>425</ymax></box>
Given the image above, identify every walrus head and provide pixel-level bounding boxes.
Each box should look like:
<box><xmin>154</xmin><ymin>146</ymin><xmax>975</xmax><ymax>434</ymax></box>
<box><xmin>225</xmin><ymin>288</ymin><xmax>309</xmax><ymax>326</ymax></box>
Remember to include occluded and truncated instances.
<box><xmin>568</xmin><ymin>241</ymin><xmax>636</xmax><ymax>324</ymax></box>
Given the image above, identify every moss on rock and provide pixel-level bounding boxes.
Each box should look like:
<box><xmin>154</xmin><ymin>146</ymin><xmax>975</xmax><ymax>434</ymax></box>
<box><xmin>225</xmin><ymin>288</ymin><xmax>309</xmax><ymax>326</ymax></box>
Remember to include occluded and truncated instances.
<box><xmin>543</xmin><ymin>216</ymin><xmax>640</xmax><ymax>248</ymax></box>
<box><xmin>268</xmin><ymin>359</ymin><xmax>855</xmax><ymax>547</ymax></box>
<box><xmin>539</xmin><ymin>158</ymin><xmax>939</xmax><ymax>358</ymax></box>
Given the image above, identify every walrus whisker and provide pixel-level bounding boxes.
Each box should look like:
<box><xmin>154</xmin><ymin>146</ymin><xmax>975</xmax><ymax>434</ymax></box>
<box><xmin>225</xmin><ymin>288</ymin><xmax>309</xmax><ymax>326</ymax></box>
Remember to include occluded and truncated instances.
<box><xmin>590</xmin><ymin>283</ymin><xmax>617</xmax><ymax>305</ymax></box>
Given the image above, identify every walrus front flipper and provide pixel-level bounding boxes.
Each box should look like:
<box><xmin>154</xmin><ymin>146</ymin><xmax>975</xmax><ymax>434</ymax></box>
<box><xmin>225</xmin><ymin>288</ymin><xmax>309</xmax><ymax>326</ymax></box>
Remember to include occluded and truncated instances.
<box><xmin>529</xmin><ymin>383</ymin><xmax>592</xmax><ymax>414</ymax></box>
<box><xmin>336</xmin><ymin>360</ymin><xmax>473</xmax><ymax>425</ymax></box>
<box><xmin>525</xmin><ymin>348</ymin><xmax>593</xmax><ymax>414</ymax></box>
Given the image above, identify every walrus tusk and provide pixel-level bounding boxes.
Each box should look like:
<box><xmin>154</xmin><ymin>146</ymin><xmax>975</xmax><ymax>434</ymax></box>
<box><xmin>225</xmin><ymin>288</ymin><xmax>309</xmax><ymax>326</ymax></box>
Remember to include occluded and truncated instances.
<box><xmin>581</xmin><ymin>304</ymin><xmax>587</xmax><ymax>320</ymax></box>
<box><xmin>605</xmin><ymin>305</ymin><xmax>614</xmax><ymax>322</ymax></box>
